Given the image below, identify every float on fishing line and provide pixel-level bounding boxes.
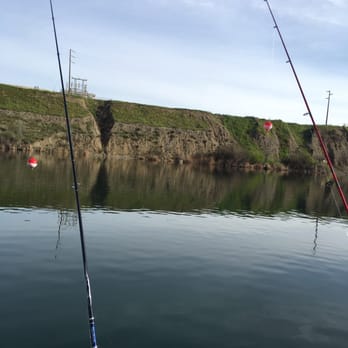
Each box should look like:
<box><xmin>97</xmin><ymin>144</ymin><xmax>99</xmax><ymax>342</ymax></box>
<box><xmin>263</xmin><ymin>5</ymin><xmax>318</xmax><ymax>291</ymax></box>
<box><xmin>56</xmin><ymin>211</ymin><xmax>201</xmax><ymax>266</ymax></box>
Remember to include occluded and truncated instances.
<box><xmin>263</xmin><ymin>121</ymin><xmax>273</xmax><ymax>132</ymax></box>
<box><xmin>27</xmin><ymin>156</ymin><xmax>38</xmax><ymax>169</ymax></box>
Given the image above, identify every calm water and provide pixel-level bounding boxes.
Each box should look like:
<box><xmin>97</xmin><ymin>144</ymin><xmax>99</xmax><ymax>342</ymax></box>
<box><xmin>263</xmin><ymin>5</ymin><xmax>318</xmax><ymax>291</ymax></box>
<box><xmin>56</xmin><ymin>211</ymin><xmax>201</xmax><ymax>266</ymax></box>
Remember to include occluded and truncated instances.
<box><xmin>1</xmin><ymin>154</ymin><xmax>348</xmax><ymax>347</ymax></box>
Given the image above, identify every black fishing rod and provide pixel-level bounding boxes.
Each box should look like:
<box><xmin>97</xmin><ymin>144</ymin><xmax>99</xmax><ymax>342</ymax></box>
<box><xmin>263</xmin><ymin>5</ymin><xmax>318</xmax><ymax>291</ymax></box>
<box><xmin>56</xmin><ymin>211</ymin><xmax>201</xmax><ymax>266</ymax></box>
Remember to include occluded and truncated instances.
<box><xmin>49</xmin><ymin>1</ymin><xmax>98</xmax><ymax>347</ymax></box>
<box><xmin>264</xmin><ymin>0</ymin><xmax>348</xmax><ymax>215</ymax></box>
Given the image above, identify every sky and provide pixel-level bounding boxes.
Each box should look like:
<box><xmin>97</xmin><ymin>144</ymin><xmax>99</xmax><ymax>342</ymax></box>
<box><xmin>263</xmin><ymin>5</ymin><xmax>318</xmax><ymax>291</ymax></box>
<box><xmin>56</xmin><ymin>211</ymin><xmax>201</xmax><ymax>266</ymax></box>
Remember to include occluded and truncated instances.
<box><xmin>1</xmin><ymin>0</ymin><xmax>347</xmax><ymax>125</ymax></box>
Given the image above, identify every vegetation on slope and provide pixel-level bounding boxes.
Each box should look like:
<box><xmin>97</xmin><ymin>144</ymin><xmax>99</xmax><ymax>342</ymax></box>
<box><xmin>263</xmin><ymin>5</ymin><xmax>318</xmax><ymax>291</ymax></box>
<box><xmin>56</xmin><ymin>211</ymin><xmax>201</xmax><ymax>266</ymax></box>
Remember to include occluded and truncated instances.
<box><xmin>221</xmin><ymin>115</ymin><xmax>265</xmax><ymax>162</ymax></box>
<box><xmin>0</xmin><ymin>84</ymin><xmax>89</xmax><ymax>117</ymax></box>
<box><xmin>87</xmin><ymin>99</ymin><xmax>210</xmax><ymax>130</ymax></box>
<box><xmin>1</xmin><ymin>83</ymin><xmax>347</xmax><ymax>170</ymax></box>
<box><xmin>0</xmin><ymin>84</ymin><xmax>95</xmax><ymax>144</ymax></box>
<box><xmin>221</xmin><ymin>115</ymin><xmax>318</xmax><ymax>167</ymax></box>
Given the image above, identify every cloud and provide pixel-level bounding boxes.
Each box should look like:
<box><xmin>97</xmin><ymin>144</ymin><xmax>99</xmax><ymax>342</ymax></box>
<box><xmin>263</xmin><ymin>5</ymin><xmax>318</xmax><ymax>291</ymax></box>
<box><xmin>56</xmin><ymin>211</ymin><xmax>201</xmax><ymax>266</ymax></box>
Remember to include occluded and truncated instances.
<box><xmin>327</xmin><ymin>0</ymin><xmax>347</xmax><ymax>7</ymax></box>
<box><xmin>147</xmin><ymin>0</ymin><xmax>216</xmax><ymax>9</ymax></box>
<box><xmin>182</xmin><ymin>0</ymin><xmax>216</xmax><ymax>8</ymax></box>
<box><xmin>266</xmin><ymin>0</ymin><xmax>348</xmax><ymax>27</ymax></box>
<box><xmin>1</xmin><ymin>0</ymin><xmax>347</xmax><ymax>126</ymax></box>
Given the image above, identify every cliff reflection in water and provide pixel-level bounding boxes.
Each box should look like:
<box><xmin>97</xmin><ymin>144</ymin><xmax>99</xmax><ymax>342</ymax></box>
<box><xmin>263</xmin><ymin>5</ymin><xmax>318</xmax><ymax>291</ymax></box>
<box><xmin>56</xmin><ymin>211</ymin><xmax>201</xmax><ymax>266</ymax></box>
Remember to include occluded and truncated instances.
<box><xmin>0</xmin><ymin>154</ymin><xmax>346</xmax><ymax>217</ymax></box>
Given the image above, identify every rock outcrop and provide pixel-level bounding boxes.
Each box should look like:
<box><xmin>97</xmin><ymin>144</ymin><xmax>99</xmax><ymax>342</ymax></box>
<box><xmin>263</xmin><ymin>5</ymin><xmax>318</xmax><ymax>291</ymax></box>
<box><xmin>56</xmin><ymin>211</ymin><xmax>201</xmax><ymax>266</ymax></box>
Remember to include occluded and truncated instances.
<box><xmin>1</xmin><ymin>83</ymin><xmax>348</xmax><ymax>173</ymax></box>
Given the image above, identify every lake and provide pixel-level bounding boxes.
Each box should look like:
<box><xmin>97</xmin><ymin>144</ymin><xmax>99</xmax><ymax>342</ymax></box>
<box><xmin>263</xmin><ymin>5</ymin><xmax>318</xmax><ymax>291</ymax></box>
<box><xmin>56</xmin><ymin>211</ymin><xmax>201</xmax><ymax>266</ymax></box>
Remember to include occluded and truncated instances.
<box><xmin>1</xmin><ymin>153</ymin><xmax>348</xmax><ymax>348</ymax></box>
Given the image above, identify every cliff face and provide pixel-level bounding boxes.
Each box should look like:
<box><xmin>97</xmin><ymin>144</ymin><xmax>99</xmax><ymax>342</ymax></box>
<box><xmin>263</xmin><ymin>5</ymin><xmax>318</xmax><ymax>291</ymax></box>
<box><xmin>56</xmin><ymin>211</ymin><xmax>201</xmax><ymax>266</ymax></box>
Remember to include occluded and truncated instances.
<box><xmin>1</xmin><ymin>83</ymin><xmax>348</xmax><ymax>172</ymax></box>
<box><xmin>318</xmin><ymin>128</ymin><xmax>348</xmax><ymax>168</ymax></box>
<box><xmin>100</xmin><ymin>106</ymin><xmax>238</xmax><ymax>163</ymax></box>
<box><xmin>0</xmin><ymin>109</ymin><xmax>102</xmax><ymax>156</ymax></box>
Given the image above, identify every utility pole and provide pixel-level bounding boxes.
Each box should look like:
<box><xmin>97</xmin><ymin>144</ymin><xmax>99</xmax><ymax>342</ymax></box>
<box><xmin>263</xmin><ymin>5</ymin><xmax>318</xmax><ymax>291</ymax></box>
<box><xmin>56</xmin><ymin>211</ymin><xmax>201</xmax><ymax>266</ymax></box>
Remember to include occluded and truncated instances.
<box><xmin>68</xmin><ymin>49</ymin><xmax>75</xmax><ymax>94</ymax></box>
<box><xmin>325</xmin><ymin>90</ymin><xmax>333</xmax><ymax>126</ymax></box>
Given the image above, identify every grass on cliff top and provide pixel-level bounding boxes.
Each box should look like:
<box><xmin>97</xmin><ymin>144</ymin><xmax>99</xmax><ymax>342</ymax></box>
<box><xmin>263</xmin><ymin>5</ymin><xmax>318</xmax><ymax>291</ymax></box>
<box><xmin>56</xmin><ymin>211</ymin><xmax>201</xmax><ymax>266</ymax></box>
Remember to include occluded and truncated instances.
<box><xmin>112</xmin><ymin>101</ymin><xmax>210</xmax><ymax>130</ymax></box>
<box><xmin>0</xmin><ymin>84</ymin><xmax>90</xmax><ymax>118</ymax></box>
<box><xmin>1</xmin><ymin>83</ymin><xmax>210</xmax><ymax>130</ymax></box>
<box><xmin>87</xmin><ymin>99</ymin><xmax>210</xmax><ymax>130</ymax></box>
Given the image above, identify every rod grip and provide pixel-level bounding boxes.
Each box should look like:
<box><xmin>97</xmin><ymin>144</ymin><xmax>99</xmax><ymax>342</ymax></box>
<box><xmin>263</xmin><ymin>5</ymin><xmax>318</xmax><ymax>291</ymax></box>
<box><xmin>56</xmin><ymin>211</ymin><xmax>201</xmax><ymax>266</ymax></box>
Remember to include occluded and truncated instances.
<box><xmin>89</xmin><ymin>318</ymin><xmax>98</xmax><ymax>348</ymax></box>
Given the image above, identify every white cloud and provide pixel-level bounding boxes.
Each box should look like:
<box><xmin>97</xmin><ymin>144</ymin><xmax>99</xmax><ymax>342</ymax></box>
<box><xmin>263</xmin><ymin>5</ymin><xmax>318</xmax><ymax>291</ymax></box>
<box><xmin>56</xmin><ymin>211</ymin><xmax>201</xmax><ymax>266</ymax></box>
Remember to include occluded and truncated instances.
<box><xmin>182</xmin><ymin>0</ymin><xmax>216</xmax><ymax>8</ymax></box>
<box><xmin>147</xmin><ymin>0</ymin><xmax>216</xmax><ymax>9</ymax></box>
<box><xmin>1</xmin><ymin>0</ymin><xmax>347</xmax><ymax>126</ymax></box>
<box><xmin>327</xmin><ymin>0</ymin><xmax>347</xmax><ymax>7</ymax></box>
<box><xmin>267</xmin><ymin>0</ymin><xmax>348</xmax><ymax>27</ymax></box>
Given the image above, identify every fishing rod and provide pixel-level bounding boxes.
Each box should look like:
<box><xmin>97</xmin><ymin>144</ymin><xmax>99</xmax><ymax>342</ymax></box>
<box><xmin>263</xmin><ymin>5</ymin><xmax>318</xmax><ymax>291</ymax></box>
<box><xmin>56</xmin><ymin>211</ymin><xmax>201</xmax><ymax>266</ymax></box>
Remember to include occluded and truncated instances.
<box><xmin>264</xmin><ymin>0</ymin><xmax>348</xmax><ymax>215</ymax></box>
<box><xmin>49</xmin><ymin>1</ymin><xmax>98</xmax><ymax>347</ymax></box>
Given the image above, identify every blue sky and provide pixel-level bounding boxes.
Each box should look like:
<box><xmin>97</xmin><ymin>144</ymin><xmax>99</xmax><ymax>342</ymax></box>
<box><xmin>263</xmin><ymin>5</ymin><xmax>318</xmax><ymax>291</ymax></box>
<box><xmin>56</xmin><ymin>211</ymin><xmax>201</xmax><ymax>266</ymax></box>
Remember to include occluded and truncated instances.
<box><xmin>1</xmin><ymin>0</ymin><xmax>347</xmax><ymax>125</ymax></box>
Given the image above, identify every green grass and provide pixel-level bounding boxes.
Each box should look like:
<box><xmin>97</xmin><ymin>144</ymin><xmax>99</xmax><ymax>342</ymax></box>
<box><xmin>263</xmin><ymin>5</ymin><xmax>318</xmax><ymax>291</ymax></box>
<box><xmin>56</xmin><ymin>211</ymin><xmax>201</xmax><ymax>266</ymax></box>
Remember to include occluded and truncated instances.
<box><xmin>221</xmin><ymin>115</ymin><xmax>266</xmax><ymax>162</ymax></box>
<box><xmin>0</xmin><ymin>84</ymin><xmax>90</xmax><ymax>118</ymax></box>
<box><xmin>0</xmin><ymin>112</ymin><xmax>66</xmax><ymax>144</ymax></box>
<box><xmin>0</xmin><ymin>84</ymin><xmax>92</xmax><ymax>144</ymax></box>
<box><xmin>107</xmin><ymin>101</ymin><xmax>209</xmax><ymax>130</ymax></box>
<box><xmin>221</xmin><ymin>116</ymin><xmax>318</xmax><ymax>166</ymax></box>
<box><xmin>0</xmin><ymin>84</ymin><xmax>212</xmax><ymax>145</ymax></box>
<box><xmin>271</xmin><ymin>121</ymin><xmax>312</xmax><ymax>159</ymax></box>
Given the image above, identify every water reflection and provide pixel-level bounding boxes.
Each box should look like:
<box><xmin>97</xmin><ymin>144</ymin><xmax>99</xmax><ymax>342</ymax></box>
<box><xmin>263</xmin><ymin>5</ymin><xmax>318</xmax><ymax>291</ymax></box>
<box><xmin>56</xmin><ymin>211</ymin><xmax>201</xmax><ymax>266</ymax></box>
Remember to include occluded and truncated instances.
<box><xmin>90</xmin><ymin>161</ymin><xmax>110</xmax><ymax>207</ymax></box>
<box><xmin>55</xmin><ymin>209</ymin><xmax>77</xmax><ymax>259</ymax></box>
<box><xmin>0</xmin><ymin>153</ymin><xmax>347</xmax><ymax>217</ymax></box>
<box><xmin>313</xmin><ymin>217</ymin><xmax>319</xmax><ymax>255</ymax></box>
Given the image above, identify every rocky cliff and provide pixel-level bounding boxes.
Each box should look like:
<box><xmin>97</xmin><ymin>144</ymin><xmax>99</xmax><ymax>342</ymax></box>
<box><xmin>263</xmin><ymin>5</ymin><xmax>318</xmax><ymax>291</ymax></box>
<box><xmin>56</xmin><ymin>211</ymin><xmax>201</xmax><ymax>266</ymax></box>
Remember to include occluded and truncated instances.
<box><xmin>1</xmin><ymin>83</ymin><xmax>348</xmax><ymax>172</ymax></box>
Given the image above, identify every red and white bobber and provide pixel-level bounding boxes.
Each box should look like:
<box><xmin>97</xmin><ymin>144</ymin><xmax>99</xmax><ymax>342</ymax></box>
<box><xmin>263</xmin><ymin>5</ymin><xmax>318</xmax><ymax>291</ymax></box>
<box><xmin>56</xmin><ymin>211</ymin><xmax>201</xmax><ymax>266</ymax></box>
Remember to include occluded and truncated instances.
<box><xmin>27</xmin><ymin>156</ymin><xmax>38</xmax><ymax>169</ymax></box>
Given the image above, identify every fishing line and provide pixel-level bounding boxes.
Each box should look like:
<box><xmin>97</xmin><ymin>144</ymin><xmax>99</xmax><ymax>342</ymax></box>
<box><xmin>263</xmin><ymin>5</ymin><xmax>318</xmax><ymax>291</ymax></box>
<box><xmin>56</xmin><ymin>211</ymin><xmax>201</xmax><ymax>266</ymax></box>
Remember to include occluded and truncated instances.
<box><xmin>271</xmin><ymin>27</ymin><xmax>276</xmax><ymax>66</ymax></box>
<box><xmin>49</xmin><ymin>1</ymin><xmax>98</xmax><ymax>347</ymax></box>
<box><xmin>54</xmin><ymin>210</ymin><xmax>63</xmax><ymax>260</ymax></box>
<box><xmin>312</xmin><ymin>217</ymin><xmax>319</xmax><ymax>255</ymax></box>
<box><xmin>264</xmin><ymin>0</ymin><xmax>348</xmax><ymax>215</ymax></box>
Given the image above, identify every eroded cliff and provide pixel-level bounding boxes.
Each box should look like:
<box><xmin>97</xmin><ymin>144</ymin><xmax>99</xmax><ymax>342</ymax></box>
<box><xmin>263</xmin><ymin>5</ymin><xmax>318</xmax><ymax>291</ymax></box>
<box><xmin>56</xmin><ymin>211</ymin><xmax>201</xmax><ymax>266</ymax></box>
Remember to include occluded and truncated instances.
<box><xmin>1</xmin><ymin>83</ymin><xmax>348</xmax><ymax>172</ymax></box>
